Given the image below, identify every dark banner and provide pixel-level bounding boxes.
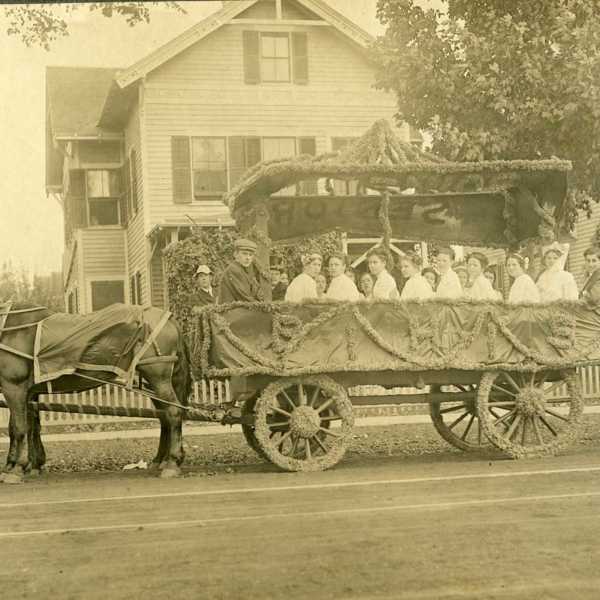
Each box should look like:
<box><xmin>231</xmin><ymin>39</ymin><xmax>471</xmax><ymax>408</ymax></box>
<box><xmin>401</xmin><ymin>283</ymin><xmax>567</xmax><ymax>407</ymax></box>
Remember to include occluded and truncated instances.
<box><xmin>267</xmin><ymin>192</ymin><xmax>513</xmax><ymax>246</ymax></box>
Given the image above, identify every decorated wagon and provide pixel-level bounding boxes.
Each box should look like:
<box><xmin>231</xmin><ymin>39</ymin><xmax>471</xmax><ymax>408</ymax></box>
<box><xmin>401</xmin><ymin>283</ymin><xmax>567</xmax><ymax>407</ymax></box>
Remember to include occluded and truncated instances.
<box><xmin>193</xmin><ymin>120</ymin><xmax>597</xmax><ymax>472</ymax></box>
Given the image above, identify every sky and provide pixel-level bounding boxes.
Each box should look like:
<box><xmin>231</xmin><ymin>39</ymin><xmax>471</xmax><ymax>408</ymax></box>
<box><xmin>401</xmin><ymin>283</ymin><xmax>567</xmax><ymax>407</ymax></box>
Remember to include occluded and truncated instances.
<box><xmin>0</xmin><ymin>0</ymin><xmax>405</xmax><ymax>276</ymax></box>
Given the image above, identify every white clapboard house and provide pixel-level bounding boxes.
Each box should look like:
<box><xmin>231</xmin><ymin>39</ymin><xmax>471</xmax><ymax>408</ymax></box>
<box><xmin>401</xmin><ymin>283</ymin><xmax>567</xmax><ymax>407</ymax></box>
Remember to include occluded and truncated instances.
<box><xmin>46</xmin><ymin>0</ymin><xmax>422</xmax><ymax>313</ymax></box>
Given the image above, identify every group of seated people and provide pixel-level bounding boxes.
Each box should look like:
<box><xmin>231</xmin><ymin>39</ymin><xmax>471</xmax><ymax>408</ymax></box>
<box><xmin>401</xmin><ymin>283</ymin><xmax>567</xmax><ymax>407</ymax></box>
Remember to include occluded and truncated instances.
<box><xmin>273</xmin><ymin>242</ymin><xmax>597</xmax><ymax>304</ymax></box>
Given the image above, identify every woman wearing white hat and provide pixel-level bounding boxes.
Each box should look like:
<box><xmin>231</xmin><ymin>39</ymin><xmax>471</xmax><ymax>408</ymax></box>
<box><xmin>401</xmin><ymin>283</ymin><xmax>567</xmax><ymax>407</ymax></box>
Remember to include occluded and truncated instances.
<box><xmin>285</xmin><ymin>253</ymin><xmax>322</xmax><ymax>302</ymax></box>
<box><xmin>505</xmin><ymin>253</ymin><xmax>540</xmax><ymax>304</ymax></box>
<box><xmin>536</xmin><ymin>243</ymin><xmax>579</xmax><ymax>301</ymax></box>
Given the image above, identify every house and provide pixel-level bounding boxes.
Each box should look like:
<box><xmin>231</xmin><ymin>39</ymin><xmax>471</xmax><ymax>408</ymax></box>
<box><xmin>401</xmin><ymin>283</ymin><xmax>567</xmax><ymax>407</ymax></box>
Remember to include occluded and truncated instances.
<box><xmin>46</xmin><ymin>0</ymin><xmax>420</xmax><ymax>313</ymax></box>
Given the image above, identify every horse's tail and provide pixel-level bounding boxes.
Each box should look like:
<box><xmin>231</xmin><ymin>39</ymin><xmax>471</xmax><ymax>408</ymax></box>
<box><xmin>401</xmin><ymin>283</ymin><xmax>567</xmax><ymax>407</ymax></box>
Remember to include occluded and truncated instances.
<box><xmin>171</xmin><ymin>317</ymin><xmax>192</xmax><ymax>407</ymax></box>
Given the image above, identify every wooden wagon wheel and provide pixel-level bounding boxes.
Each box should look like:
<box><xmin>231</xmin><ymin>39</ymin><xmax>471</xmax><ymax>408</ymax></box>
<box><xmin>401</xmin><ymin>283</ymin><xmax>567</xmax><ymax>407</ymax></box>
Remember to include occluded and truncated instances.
<box><xmin>429</xmin><ymin>384</ymin><xmax>491</xmax><ymax>452</ymax></box>
<box><xmin>253</xmin><ymin>375</ymin><xmax>354</xmax><ymax>472</ymax></box>
<box><xmin>477</xmin><ymin>369</ymin><xmax>584</xmax><ymax>458</ymax></box>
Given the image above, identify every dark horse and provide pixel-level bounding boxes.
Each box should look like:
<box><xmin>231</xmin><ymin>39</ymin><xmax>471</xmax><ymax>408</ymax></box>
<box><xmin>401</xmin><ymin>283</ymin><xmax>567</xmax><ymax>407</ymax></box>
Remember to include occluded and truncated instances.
<box><xmin>0</xmin><ymin>303</ymin><xmax>191</xmax><ymax>484</ymax></box>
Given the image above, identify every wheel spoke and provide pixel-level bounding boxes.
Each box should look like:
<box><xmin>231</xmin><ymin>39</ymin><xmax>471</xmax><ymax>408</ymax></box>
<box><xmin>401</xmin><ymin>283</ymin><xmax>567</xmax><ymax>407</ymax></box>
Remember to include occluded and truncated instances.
<box><xmin>439</xmin><ymin>404</ymin><xmax>465</xmax><ymax>415</ymax></box>
<box><xmin>272</xmin><ymin>406</ymin><xmax>292</xmax><ymax>418</ymax></box>
<box><xmin>491</xmin><ymin>383</ymin><xmax>517</xmax><ymax>398</ymax></box>
<box><xmin>298</xmin><ymin>384</ymin><xmax>306</xmax><ymax>406</ymax></box>
<box><xmin>494</xmin><ymin>409</ymin><xmax>516</xmax><ymax>428</ymax></box>
<box><xmin>305</xmin><ymin>438</ymin><xmax>312</xmax><ymax>459</ymax></box>
<box><xmin>477</xmin><ymin>419</ymin><xmax>482</xmax><ymax>445</ymax></box>
<box><xmin>521</xmin><ymin>416</ymin><xmax>528</xmax><ymax>445</ymax></box>
<box><xmin>539</xmin><ymin>415</ymin><xmax>558</xmax><ymax>436</ymax></box>
<box><xmin>460</xmin><ymin>414</ymin><xmax>475</xmax><ymax>441</ymax></box>
<box><xmin>505</xmin><ymin>413</ymin><xmax>522</xmax><ymax>440</ymax></box>
<box><xmin>532</xmin><ymin>416</ymin><xmax>544</xmax><ymax>444</ymax></box>
<box><xmin>280</xmin><ymin>390</ymin><xmax>296</xmax><ymax>410</ymax></box>
<box><xmin>544</xmin><ymin>408</ymin><xmax>570</xmax><ymax>422</ymax></box>
<box><xmin>502</xmin><ymin>373</ymin><xmax>522</xmax><ymax>393</ymax></box>
<box><xmin>309</xmin><ymin>386</ymin><xmax>321</xmax><ymax>407</ymax></box>
<box><xmin>317</xmin><ymin>397</ymin><xmax>336</xmax><ymax>414</ymax></box>
<box><xmin>487</xmin><ymin>400</ymin><xmax>517</xmax><ymax>407</ymax></box>
<box><xmin>311</xmin><ymin>434</ymin><xmax>329</xmax><ymax>454</ymax></box>
<box><xmin>276</xmin><ymin>430</ymin><xmax>293</xmax><ymax>449</ymax></box>
<box><xmin>448</xmin><ymin>410</ymin><xmax>469</xmax><ymax>430</ymax></box>
<box><xmin>319</xmin><ymin>427</ymin><xmax>341</xmax><ymax>438</ymax></box>
<box><xmin>290</xmin><ymin>434</ymin><xmax>300</xmax><ymax>457</ymax></box>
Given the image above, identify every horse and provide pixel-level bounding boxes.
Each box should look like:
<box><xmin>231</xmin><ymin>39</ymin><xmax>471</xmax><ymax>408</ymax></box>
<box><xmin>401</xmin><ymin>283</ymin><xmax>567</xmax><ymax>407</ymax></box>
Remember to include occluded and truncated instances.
<box><xmin>0</xmin><ymin>302</ymin><xmax>191</xmax><ymax>484</ymax></box>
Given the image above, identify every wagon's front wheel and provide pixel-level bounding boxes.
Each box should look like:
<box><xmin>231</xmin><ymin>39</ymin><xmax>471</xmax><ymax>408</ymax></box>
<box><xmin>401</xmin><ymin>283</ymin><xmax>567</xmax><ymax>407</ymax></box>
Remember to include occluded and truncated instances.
<box><xmin>477</xmin><ymin>370</ymin><xmax>584</xmax><ymax>458</ymax></box>
<box><xmin>253</xmin><ymin>376</ymin><xmax>354</xmax><ymax>472</ymax></box>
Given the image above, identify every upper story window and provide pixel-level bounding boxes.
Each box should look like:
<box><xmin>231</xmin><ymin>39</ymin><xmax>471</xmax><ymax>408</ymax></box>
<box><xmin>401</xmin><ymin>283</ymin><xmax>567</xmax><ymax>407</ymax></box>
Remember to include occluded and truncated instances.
<box><xmin>86</xmin><ymin>170</ymin><xmax>121</xmax><ymax>226</ymax></box>
<box><xmin>260</xmin><ymin>34</ymin><xmax>290</xmax><ymax>82</ymax></box>
<box><xmin>191</xmin><ymin>137</ymin><xmax>227</xmax><ymax>197</ymax></box>
<box><xmin>243</xmin><ymin>31</ymin><xmax>308</xmax><ymax>85</ymax></box>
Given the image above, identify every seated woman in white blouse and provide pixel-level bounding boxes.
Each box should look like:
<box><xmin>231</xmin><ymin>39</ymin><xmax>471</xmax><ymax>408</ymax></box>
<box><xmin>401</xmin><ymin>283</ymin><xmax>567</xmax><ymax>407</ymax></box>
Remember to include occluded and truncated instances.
<box><xmin>326</xmin><ymin>253</ymin><xmax>361</xmax><ymax>301</ymax></box>
<box><xmin>506</xmin><ymin>253</ymin><xmax>540</xmax><ymax>303</ymax></box>
<box><xmin>464</xmin><ymin>252</ymin><xmax>498</xmax><ymax>301</ymax></box>
<box><xmin>536</xmin><ymin>244</ymin><xmax>579</xmax><ymax>301</ymax></box>
<box><xmin>399</xmin><ymin>252</ymin><xmax>434</xmax><ymax>300</ymax></box>
<box><xmin>284</xmin><ymin>253</ymin><xmax>322</xmax><ymax>302</ymax></box>
<box><xmin>367</xmin><ymin>247</ymin><xmax>398</xmax><ymax>299</ymax></box>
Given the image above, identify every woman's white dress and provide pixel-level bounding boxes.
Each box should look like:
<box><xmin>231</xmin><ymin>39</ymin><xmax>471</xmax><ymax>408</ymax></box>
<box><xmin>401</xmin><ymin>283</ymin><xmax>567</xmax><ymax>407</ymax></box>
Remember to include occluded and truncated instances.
<box><xmin>400</xmin><ymin>273</ymin><xmax>434</xmax><ymax>300</ymax></box>
<box><xmin>536</xmin><ymin>265</ymin><xmax>579</xmax><ymax>301</ymax></box>
<box><xmin>436</xmin><ymin>269</ymin><xmax>463</xmax><ymax>299</ymax></box>
<box><xmin>284</xmin><ymin>272</ymin><xmax>317</xmax><ymax>302</ymax></box>
<box><xmin>508</xmin><ymin>274</ymin><xmax>540</xmax><ymax>303</ymax></box>
<box><xmin>326</xmin><ymin>274</ymin><xmax>361</xmax><ymax>301</ymax></box>
<box><xmin>464</xmin><ymin>274</ymin><xmax>498</xmax><ymax>301</ymax></box>
<box><xmin>372</xmin><ymin>270</ymin><xmax>398</xmax><ymax>299</ymax></box>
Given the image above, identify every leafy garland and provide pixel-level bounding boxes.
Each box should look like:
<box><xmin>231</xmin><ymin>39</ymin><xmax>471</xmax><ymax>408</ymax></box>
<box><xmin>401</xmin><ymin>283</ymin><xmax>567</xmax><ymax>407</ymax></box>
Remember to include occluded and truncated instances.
<box><xmin>192</xmin><ymin>298</ymin><xmax>600</xmax><ymax>380</ymax></box>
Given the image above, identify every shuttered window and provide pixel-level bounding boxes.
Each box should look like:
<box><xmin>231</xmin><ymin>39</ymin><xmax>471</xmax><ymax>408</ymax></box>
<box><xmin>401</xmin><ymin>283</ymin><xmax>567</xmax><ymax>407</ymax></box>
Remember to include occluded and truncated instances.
<box><xmin>243</xmin><ymin>31</ymin><xmax>308</xmax><ymax>85</ymax></box>
<box><xmin>86</xmin><ymin>170</ymin><xmax>121</xmax><ymax>226</ymax></box>
<box><xmin>130</xmin><ymin>271</ymin><xmax>143</xmax><ymax>305</ymax></box>
<box><xmin>130</xmin><ymin>147</ymin><xmax>139</xmax><ymax>214</ymax></box>
<box><xmin>171</xmin><ymin>136</ymin><xmax>192</xmax><ymax>204</ymax></box>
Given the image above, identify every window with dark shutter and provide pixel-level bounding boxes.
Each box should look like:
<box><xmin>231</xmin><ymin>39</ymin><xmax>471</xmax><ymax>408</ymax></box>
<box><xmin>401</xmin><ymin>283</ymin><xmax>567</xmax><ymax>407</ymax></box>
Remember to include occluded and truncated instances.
<box><xmin>243</xmin><ymin>31</ymin><xmax>260</xmax><ymax>84</ymax></box>
<box><xmin>135</xmin><ymin>271</ymin><xmax>142</xmax><ymax>305</ymax></box>
<box><xmin>130</xmin><ymin>274</ymin><xmax>136</xmax><ymax>304</ymax></box>
<box><xmin>69</xmin><ymin>170</ymin><xmax>88</xmax><ymax>229</ymax></box>
<box><xmin>297</xmin><ymin>137</ymin><xmax>317</xmax><ymax>195</ymax></box>
<box><xmin>171</xmin><ymin>136</ymin><xmax>192</xmax><ymax>204</ymax></box>
<box><xmin>292</xmin><ymin>32</ymin><xmax>308</xmax><ymax>84</ymax></box>
<box><xmin>121</xmin><ymin>158</ymin><xmax>130</xmax><ymax>226</ymax></box>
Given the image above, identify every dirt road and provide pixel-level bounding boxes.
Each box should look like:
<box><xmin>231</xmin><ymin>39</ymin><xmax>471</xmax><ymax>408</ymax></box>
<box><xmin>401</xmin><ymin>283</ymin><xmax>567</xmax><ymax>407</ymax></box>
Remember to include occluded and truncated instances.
<box><xmin>1</xmin><ymin>448</ymin><xmax>599</xmax><ymax>600</ymax></box>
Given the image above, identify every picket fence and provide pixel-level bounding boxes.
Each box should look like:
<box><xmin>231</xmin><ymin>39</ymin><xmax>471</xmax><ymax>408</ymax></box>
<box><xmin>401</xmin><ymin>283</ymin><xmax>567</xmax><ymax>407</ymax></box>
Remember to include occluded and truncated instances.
<box><xmin>1</xmin><ymin>367</ymin><xmax>599</xmax><ymax>427</ymax></box>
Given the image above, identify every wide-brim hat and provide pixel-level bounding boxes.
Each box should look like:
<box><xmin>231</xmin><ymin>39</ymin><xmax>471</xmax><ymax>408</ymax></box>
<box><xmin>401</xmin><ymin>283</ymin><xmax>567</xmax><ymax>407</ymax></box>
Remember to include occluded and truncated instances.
<box><xmin>234</xmin><ymin>238</ymin><xmax>257</xmax><ymax>252</ymax></box>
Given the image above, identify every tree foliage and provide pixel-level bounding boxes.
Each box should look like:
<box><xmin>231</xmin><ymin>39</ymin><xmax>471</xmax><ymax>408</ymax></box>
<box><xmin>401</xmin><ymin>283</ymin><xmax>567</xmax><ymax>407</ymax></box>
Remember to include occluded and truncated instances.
<box><xmin>373</xmin><ymin>0</ymin><xmax>600</xmax><ymax>213</ymax></box>
<box><xmin>0</xmin><ymin>261</ymin><xmax>64</xmax><ymax>312</ymax></box>
<box><xmin>4</xmin><ymin>2</ymin><xmax>185</xmax><ymax>50</ymax></box>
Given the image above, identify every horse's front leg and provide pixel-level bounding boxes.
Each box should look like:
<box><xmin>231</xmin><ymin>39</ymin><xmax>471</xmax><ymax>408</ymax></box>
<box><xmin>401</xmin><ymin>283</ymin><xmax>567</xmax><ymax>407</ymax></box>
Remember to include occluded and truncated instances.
<box><xmin>1</xmin><ymin>381</ymin><xmax>30</xmax><ymax>484</ymax></box>
<box><xmin>27</xmin><ymin>398</ymin><xmax>46</xmax><ymax>475</ymax></box>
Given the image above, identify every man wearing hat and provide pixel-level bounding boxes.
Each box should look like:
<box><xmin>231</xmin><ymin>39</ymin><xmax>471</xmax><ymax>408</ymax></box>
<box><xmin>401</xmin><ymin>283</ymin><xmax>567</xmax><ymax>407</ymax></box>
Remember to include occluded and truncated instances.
<box><xmin>193</xmin><ymin>264</ymin><xmax>215</xmax><ymax>307</ymax></box>
<box><xmin>217</xmin><ymin>238</ymin><xmax>270</xmax><ymax>303</ymax></box>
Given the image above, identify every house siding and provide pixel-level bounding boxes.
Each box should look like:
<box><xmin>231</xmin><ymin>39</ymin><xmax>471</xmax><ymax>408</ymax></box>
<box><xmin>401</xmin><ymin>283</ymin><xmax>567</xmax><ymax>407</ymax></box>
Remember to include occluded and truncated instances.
<box><xmin>80</xmin><ymin>229</ymin><xmax>127</xmax><ymax>276</ymax></box>
<box><xmin>569</xmin><ymin>206</ymin><xmax>600</xmax><ymax>287</ymax></box>
<box><xmin>124</xmin><ymin>102</ymin><xmax>150</xmax><ymax>304</ymax></box>
<box><xmin>143</xmin><ymin>23</ymin><xmax>404</xmax><ymax>227</ymax></box>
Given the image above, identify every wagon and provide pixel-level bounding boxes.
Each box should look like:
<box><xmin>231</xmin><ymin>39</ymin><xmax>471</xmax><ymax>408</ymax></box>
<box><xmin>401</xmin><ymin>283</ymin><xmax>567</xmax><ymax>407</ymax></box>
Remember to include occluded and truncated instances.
<box><xmin>193</xmin><ymin>120</ymin><xmax>595</xmax><ymax>472</ymax></box>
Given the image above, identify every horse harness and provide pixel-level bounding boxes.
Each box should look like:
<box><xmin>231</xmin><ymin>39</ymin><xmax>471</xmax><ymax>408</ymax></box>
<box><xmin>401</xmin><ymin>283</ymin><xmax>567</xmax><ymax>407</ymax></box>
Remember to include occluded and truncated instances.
<box><xmin>0</xmin><ymin>301</ymin><xmax>48</xmax><ymax>360</ymax></box>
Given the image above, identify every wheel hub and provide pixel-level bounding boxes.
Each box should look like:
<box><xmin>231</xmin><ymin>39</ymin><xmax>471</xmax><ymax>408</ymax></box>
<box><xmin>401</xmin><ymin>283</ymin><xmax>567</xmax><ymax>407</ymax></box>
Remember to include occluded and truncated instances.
<box><xmin>289</xmin><ymin>406</ymin><xmax>322</xmax><ymax>438</ymax></box>
<box><xmin>515</xmin><ymin>387</ymin><xmax>546</xmax><ymax>417</ymax></box>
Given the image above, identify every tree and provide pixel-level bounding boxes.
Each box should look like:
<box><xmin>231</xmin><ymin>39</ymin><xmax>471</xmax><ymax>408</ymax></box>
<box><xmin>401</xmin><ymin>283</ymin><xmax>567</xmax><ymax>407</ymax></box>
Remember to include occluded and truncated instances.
<box><xmin>0</xmin><ymin>261</ymin><xmax>64</xmax><ymax>312</ymax></box>
<box><xmin>4</xmin><ymin>2</ymin><xmax>185</xmax><ymax>50</ymax></box>
<box><xmin>373</xmin><ymin>0</ymin><xmax>600</xmax><ymax>215</ymax></box>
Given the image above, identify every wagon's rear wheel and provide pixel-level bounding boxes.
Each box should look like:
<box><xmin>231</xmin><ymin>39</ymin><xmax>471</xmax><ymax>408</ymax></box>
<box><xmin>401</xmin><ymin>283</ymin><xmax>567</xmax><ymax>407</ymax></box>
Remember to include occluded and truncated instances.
<box><xmin>477</xmin><ymin>370</ymin><xmax>584</xmax><ymax>458</ymax></box>
<box><xmin>253</xmin><ymin>376</ymin><xmax>354</xmax><ymax>472</ymax></box>
<box><xmin>429</xmin><ymin>385</ymin><xmax>491</xmax><ymax>452</ymax></box>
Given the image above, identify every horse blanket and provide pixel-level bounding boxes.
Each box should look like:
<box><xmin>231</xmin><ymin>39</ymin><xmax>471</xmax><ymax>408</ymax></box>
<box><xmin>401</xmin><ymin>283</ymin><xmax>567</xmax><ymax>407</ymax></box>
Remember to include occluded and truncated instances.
<box><xmin>33</xmin><ymin>304</ymin><xmax>168</xmax><ymax>385</ymax></box>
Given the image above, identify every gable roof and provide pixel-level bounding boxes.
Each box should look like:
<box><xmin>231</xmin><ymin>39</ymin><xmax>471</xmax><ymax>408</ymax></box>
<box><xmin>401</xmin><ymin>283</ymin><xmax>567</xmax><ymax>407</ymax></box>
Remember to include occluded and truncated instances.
<box><xmin>46</xmin><ymin>66</ymin><xmax>122</xmax><ymax>138</ymax></box>
<box><xmin>115</xmin><ymin>0</ymin><xmax>374</xmax><ymax>89</ymax></box>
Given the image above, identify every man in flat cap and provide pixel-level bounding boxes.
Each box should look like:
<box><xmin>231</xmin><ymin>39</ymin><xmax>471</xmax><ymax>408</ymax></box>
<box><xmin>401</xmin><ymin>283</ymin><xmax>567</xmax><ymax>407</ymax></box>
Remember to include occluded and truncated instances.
<box><xmin>193</xmin><ymin>264</ymin><xmax>215</xmax><ymax>307</ymax></box>
<box><xmin>217</xmin><ymin>238</ymin><xmax>269</xmax><ymax>303</ymax></box>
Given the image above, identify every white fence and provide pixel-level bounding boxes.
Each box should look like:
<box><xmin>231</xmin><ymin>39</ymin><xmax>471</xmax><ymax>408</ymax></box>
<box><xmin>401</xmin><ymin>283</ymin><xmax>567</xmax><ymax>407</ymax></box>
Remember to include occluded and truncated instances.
<box><xmin>1</xmin><ymin>367</ymin><xmax>599</xmax><ymax>428</ymax></box>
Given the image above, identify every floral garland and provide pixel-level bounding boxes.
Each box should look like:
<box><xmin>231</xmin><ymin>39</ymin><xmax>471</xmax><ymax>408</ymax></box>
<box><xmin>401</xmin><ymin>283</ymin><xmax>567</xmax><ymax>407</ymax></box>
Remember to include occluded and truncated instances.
<box><xmin>487</xmin><ymin>322</ymin><xmax>498</xmax><ymax>361</ymax></box>
<box><xmin>345</xmin><ymin>324</ymin><xmax>358</xmax><ymax>362</ymax></box>
<box><xmin>547</xmin><ymin>314</ymin><xmax>576</xmax><ymax>351</ymax></box>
